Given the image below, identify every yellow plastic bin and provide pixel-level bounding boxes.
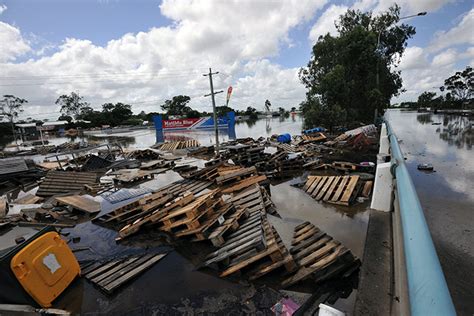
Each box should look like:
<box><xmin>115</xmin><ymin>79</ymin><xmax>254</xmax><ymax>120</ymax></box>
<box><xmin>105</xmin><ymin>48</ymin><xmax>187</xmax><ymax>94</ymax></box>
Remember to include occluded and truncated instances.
<box><xmin>0</xmin><ymin>226</ymin><xmax>80</xmax><ymax>307</ymax></box>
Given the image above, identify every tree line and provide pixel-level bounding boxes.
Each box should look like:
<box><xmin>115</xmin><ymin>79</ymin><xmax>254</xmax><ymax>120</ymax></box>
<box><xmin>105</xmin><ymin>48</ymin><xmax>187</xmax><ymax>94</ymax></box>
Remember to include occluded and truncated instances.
<box><xmin>0</xmin><ymin>92</ymin><xmax>271</xmax><ymax>133</ymax></box>
<box><xmin>399</xmin><ymin>66</ymin><xmax>473</xmax><ymax>109</ymax></box>
<box><xmin>298</xmin><ymin>5</ymin><xmax>473</xmax><ymax>131</ymax></box>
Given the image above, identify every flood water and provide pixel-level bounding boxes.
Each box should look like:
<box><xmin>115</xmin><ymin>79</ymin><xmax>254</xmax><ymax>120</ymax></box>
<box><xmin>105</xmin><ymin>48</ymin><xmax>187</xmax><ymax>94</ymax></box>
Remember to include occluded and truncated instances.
<box><xmin>386</xmin><ymin>110</ymin><xmax>473</xmax><ymax>315</ymax></box>
<box><xmin>0</xmin><ymin>115</ymin><xmax>373</xmax><ymax>314</ymax></box>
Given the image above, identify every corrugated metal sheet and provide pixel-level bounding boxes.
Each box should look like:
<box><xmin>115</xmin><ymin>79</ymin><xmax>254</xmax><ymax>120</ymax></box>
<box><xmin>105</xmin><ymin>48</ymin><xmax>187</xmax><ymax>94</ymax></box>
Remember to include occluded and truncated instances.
<box><xmin>0</xmin><ymin>157</ymin><xmax>29</xmax><ymax>175</ymax></box>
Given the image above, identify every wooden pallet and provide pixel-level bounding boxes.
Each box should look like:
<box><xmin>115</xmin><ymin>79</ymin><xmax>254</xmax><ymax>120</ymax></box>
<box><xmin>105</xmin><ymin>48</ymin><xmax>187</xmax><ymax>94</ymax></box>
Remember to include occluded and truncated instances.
<box><xmin>221</xmin><ymin>174</ymin><xmax>268</xmax><ymax>194</ymax></box>
<box><xmin>302</xmin><ymin>175</ymin><xmax>361</xmax><ymax>206</ymax></box>
<box><xmin>331</xmin><ymin>161</ymin><xmax>357</xmax><ymax>172</ymax></box>
<box><xmin>94</xmin><ymin>179</ymin><xmax>211</xmax><ymax>231</ymax></box>
<box><xmin>158</xmin><ymin>190</ymin><xmax>222</xmax><ymax>232</ymax></box>
<box><xmin>175</xmin><ymin>203</ymin><xmax>249</xmax><ymax>242</ymax></box>
<box><xmin>215</xmin><ymin>166</ymin><xmax>258</xmax><ymax>186</ymax></box>
<box><xmin>160</xmin><ymin>140</ymin><xmax>200</xmax><ymax>151</ymax></box>
<box><xmin>81</xmin><ymin>252</ymin><xmax>167</xmax><ymax>294</ymax></box>
<box><xmin>282</xmin><ymin>222</ymin><xmax>359</xmax><ymax>287</ymax></box>
<box><xmin>232</xmin><ymin>185</ymin><xmax>268</xmax><ymax>216</ymax></box>
<box><xmin>301</xmin><ymin>133</ymin><xmax>326</xmax><ymax>142</ymax></box>
<box><xmin>204</xmin><ymin>215</ymin><xmax>296</xmax><ymax>279</ymax></box>
<box><xmin>116</xmin><ymin>192</ymin><xmax>196</xmax><ymax>240</ymax></box>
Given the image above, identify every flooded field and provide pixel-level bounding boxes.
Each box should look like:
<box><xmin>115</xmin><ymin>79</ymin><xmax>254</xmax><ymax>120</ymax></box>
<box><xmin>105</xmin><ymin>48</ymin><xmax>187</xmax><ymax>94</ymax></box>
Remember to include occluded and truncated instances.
<box><xmin>387</xmin><ymin>110</ymin><xmax>473</xmax><ymax>315</ymax></box>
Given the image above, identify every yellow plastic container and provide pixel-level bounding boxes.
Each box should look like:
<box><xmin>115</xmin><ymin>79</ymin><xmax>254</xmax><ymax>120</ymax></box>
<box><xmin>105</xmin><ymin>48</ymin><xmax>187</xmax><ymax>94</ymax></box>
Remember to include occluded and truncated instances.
<box><xmin>10</xmin><ymin>231</ymin><xmax>80</xmax><ymax>307</ymax></box>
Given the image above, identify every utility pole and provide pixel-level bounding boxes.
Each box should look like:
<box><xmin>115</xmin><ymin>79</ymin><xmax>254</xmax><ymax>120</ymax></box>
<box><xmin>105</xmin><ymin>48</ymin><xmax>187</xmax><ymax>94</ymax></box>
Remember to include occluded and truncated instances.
<box><xmin>203</xmin><ymin>68</ymin><xmax>223</xmax><ymax>157</ymax></box>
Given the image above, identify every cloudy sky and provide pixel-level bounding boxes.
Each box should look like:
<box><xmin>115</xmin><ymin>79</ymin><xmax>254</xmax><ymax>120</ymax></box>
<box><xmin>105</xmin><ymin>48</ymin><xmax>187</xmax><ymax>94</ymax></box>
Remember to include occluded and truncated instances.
<box><xmin>0</xmin><ymin>0</ymin><xmax>472</xmax><ymax>120</ymax></box>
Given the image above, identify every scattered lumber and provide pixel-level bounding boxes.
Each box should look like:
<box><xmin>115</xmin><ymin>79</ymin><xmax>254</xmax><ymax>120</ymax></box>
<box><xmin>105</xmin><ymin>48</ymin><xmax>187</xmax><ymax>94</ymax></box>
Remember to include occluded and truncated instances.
<box><xmin>36</xmin><ymin>171</ymin><xmax>98</xmax><ymax>197</ymax></box>
<box><xmin>302</xmin><ymin>175</ymin><xmax>361</xmax><ymax>206</ymax></box>
<box><xmin>301</xmin><ymin>133</ymin><xmax>326</xmax><ymax>142</ymax></box>
<box><xmin>282</xmin><ymin>222</ymin><xmax>360</xmax><ymax>287</ymax></box>
<box><xmin>160</xmin><ymin>140</ymin><xmax>200</xmax><ymax>151</ymax></box>
<box><xmin>81</xmin><ymin>252</ymin><xmax>167</xmax><ymax>294</ymax></box>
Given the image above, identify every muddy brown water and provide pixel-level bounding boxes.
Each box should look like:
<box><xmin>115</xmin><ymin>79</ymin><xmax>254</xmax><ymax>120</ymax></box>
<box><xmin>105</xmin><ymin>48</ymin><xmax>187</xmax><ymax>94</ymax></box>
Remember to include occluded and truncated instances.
<box><xmin>386</xmin><ymin>110</ymin><xmax>473</xmax><ymax>315</ymax></box>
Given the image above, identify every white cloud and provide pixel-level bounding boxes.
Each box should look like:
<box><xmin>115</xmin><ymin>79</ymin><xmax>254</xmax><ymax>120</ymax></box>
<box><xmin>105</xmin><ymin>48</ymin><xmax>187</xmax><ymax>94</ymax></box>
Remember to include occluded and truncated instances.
<box><xmin>0</xmin><ymin>21</ymin><xmax>30</xmax><ymax>62</ymax></box>
<box><xmin>0</xmin><ymin>0</ymin><xmax>327</xmax><ymax>118</ymax></box>
<box><xmin>0</xmin><ymin>4</ymin><xmax>7</xmax><ymax>15</ymax></box>
<box><xmin>429</xmin><ymin>8</ymin><xmax>474</xmax><ymax>52</ymax></box>
<box><xmin>431</xmin><ymin>48</ymin><xmax>457</xmax><ymax>67</ymax></box>
<box><xmin>309</xmin><ymin>4</ymin><xmax>348</xmax><ymax>42</ymax></box>
<box><xmin>398</xmin><ymin>46</ymin><xmax>429</xmax><ymax>71</ymax></box>
<box><xmin>372</xmin><ymin>0</ymin><xmax>453</xmax><ymax>15</ymax></box>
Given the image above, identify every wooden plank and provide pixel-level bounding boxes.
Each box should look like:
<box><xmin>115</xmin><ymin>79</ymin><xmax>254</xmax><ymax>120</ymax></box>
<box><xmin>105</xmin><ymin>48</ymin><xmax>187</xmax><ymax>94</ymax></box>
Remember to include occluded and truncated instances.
<box><xmin>219</xmin><ymin>243</ymin><xmax>280</xmax><ymax>277</ymax></box>
<box><xmin>306</xmin><ymin>176</ymin><xmax>321</xmax><ymax>194</ymax></box>
<box><xmin>323</xmin><ymin>176</ymin><xmax>341</xmax><ymax>201</ymax></box>
<box><xmin>331</xmin><ymin>176</ymin><xmax>350</xmax><ymax>202</ymax></box>
<box><xmin>298</xmin><ymin>241</ymin><xmax>340</xmax><ymax>266</ymax></box>
<box><xmin>361</xmin><ymin>181</ymin><xmax>373</xmax><ymax>197</ymax></box>
<box><xmin>292</xmin><ymin>226</ymin><xmax>318</xmax><ymax>245</ymax></box>
<box><xmin>294</xmin><ymin>221</ymin><xmax>311</xmax><ymax>231</ymax></box>
<box><xmin>315</xmin><ymin>176</ymin><xmax>336</xmax><ymax>200</ymax></box>
<box><xmin>302</xmin><ymin>176</ymin><xmax>317</xmax><ymax>191</ymax></box>
<box><xmin>293</xmin><ymin>236</ymin><xmax>332</xmax><ymax>261</ymax></box>
<box><xmin>84</xmin><ymin>260</ymin><xmax>122</xmax><ymax>279</ymax></box>
<box><xmin>290</xmin><ymin>230</ymin><xmax>326</xmax><ymax>254</ymax></box>
<box><xmin>55</xmin><ymin>195</ymin><xmax>101</xmax><ymax>214</ymax></box>
<box><xmin>339</xmin><ymin>176</ymin><xmax>360</xmax><ymax>203</ymax></box>
<box><xmin>90</xmin><ymin>256</ymin><xmax>141</xmax><ymax>283</ymax></box>
<box><xmin>311</xmin><ymin>176</ymin><xmax>328</xmax><ymax>198</ymax></box>
<box><xmin>221</xmin><ymin>175</ymin><xmax>267</xmax><ymax>194</ymax></box>
<box><xmin>294</xmin><ymin>223</ymin><xmax>316</xmax><ymax>238</ymax></box>
<box><xmin>103</xmin><ymin>253</ymin><xmax>167</xmax><ymax>293</ymax></box>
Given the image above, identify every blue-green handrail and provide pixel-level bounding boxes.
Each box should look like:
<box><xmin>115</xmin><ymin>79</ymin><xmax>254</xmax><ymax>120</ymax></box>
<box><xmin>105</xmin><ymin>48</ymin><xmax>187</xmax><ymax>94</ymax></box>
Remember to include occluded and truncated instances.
<box><xmin>386</xmin><ymin>121</ymin><xmax>456</xmax><ymax>316</ymax></box>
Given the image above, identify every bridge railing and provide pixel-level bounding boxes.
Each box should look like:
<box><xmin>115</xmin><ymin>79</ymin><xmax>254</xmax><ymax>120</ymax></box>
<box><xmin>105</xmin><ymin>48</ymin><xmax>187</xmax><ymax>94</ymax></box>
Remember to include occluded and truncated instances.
<box><xmin>385</xmin><ymin>121</ymin><xmax>456</xmax><ymax>316</ymax></box>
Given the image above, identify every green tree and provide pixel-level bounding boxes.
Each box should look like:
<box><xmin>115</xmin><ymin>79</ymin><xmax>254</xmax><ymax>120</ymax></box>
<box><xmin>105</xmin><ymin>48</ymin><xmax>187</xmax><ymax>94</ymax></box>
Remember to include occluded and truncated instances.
<box><xmin>0</xmin><ymin>95</ymin><xmax>27</xmax><ymax>124</ymax></box>
<box><xmin>101</xmin><ymin>102</ymin><xmax>133</xmax><ymax>126</ymax></box>
<box><xmin>56</xmin><ymin>92</ymin><xmax>89</xmax><ymax>118</ymax></box>
<box><xmin>244</xmin><ymin>106</ymin><xmax>258</xmax><ymax>120</ymax></box>
<box><xmin>300</xmin><ymin>5</ymin><xmax>415</xmax><ymax>127</ymax></box>
<box><xmin>417</xmin><ymin>91</ymin><xmax>437</xmax><ymax>109</ymax></box>
<box><xmin>216</xmin><ymin>105</ymin><xmax>234</xmax><ymax>117</ymax></box>
<box><xmin>161</xmin><ymin>95</ymin><xmax>192</xmax><ymax>116</ymax></box>
<box><xmin>1</xmin><ymin>95</ymin><xmax>27</xmax><ymax>143</ymax></box>
<box><xmin>441</xmin><ymin>66</ymin><xmax>473</xmax><ymax>108</ymax></box>
<box><xmin>300</xmin><ymin>97</ymin><xmax>346</xmax><ymax>131</ymax></box>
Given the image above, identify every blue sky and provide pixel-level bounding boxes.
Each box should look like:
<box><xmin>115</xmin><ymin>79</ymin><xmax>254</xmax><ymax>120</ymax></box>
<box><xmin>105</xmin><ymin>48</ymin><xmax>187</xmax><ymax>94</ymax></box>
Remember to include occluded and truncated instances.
<box><xmin>0</xmin><ymin>0</ymin><xmax>473</xmax><ymax>118</ymax></box>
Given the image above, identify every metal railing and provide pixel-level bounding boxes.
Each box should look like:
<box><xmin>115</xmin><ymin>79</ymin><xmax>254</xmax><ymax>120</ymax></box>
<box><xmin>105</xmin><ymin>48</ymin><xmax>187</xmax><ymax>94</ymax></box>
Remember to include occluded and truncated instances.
<box><xmin>386</xmin><ymin>121</ymin><xmax>456</xmax><ymax>316</ymax></box>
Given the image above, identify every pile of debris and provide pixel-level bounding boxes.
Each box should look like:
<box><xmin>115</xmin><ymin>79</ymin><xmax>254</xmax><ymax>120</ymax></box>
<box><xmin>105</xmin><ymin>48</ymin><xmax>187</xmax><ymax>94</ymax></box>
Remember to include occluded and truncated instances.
<box><xmin>160</xmin><ymin>140</ymin><xmax>200</xmax><ymax>151</ymax></box>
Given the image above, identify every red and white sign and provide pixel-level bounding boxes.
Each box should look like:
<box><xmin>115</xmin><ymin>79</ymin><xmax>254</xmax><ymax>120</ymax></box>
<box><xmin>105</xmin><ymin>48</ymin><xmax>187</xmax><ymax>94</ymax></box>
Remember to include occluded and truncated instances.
<box><xmin>162</xmin><ymin>118</ymin><xmax>200</xmax><ymax>129</ymax></box>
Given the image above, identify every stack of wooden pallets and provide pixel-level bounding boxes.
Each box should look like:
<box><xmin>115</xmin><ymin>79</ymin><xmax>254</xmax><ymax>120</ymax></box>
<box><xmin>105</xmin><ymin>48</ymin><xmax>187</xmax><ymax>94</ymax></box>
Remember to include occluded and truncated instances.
<box><xmin>301</xmin><ymin>175</ymin><xmax>362</xmax><ymax>206</ymax></box>
<box><xmin>231</xmin><ymin>184</ymin><xmax>277</xmax><ymax>216</ymax></box>
<box><xmin>227</xmin><ymin>145</ymin><xmax>269</xmax><ymax>167</ymax></box>
<box><xmin>282</xmin><ymin>222</ymin><xmax>360</xmax><ymax>287</ymax></box>
<box><xmin>93</xmin><ymin>179</ymin><xmax>212</xmax><ymax>231</ymax></box>
<box><xmin>204</xmin><ymin>214</ymin><xmax>296</xmax><ymax>280</ymax></box>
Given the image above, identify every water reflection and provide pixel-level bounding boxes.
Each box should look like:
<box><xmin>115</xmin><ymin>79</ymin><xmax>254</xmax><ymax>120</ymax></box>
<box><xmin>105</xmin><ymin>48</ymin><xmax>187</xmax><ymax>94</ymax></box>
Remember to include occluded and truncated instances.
<box><xmin>416</xmin><ymin>113</ymin><xmax>433</xmax><ymax>124</ymax></box>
